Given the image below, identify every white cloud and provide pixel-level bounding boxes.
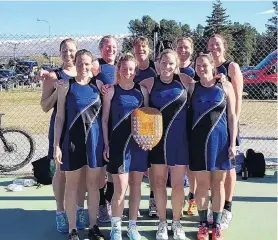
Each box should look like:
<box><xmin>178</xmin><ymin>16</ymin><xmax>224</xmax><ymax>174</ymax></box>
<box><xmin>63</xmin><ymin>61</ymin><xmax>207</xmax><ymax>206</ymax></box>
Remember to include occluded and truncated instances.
<box><xmin>257</xmin><ymin>9</ymin><xmax>275</xmax><ymax>15</ymax></box>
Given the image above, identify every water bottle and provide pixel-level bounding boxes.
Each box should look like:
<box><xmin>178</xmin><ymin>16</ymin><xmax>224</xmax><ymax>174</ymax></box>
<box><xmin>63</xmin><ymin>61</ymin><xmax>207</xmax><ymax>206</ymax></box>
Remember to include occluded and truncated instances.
<box><xmin>49</xmin><ymin>159</ymin><xmax>56</xmax><ymax>177</ymax></box>
<box><xmin>13</xmin><ymin>179</ymin><xmax>35</xmax><ymax>187</ymax></box>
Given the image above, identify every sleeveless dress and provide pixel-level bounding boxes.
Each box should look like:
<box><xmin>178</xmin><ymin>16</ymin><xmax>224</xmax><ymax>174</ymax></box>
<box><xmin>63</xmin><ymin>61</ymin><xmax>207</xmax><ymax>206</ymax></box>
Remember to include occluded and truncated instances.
<box><xmin>180</xmin><ymin>62</ymin><xmax>195</xmax><ymax>78</ymax></box>
<box><xmin>95</xmin><ymin>58</ymin><xmax>116</xmax><ymax>85</ymax></box>
<box><xmin>48</xmin><ymin>69</ymin><xmax>74</xmax><ymax>160</ymax></box>
<box><xmin>217</xmin><ymin>61</ymin><xmax>241</xmax><ymax>147</ymax></box>
<box><xmin>189</xmin><ymin>81</ymin><xmax>232</xmax><ymax>171</ymax></box>
<box><xmin>149</xmin><ymin>74</ymin><xmax>189</xmax><ymax>166</ymax></box>
<box><xmin>107</xmin><ymin>84</ymin><xmax>148</xmax><ymax>174</ymax></box>
<box><xmin>60</xmin><ymin>78</ymin><xmax>103</xmax><ymax>171</ymax></box>
<box><xmin>134</xmin><ymin>60</ymin><xmax>157</xmax><ymax>84</ymax></box>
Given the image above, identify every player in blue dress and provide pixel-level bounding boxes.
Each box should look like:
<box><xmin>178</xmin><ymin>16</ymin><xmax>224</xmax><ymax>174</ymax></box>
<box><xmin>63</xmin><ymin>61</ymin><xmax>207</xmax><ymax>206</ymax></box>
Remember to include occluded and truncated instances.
<box><xmin>176</xmin><ymin>36</ymin><xmax>197</xmax><ymax>216</ymax></box>
<box><xmin>40</xmin><ymin>39</ymin><xmax>89</xmax><ymax>233</ymax></box>
<box><xmin>189</xmin><ymin>53</ymin><xmax>237</xmax><ymax>240</ymax></box>
<box><xmin>96</xmin><ymin>35</ymin><xmax>118</xmax><ymax>223</ymax></box>
<box><xmin>54</xmin><ymin>50</ymin><xmax>105</xmax><ymax>240</ymax></box>
<box><xmin>208</xmin><ymin>34</ymin><xmax>243</xmax><ymax>230</ymax></box>
<box><xmin>141</xmin><ymin>49</ymin><xmax>193</xmax><ymax>240</ymax></box>
<box><xmin>133</xmin><ymin>36</ymin><xmax>159</xmax><ymax>217</ymax></box>
<box><xmin>102</xmin><ymin>53</ymin><xmax>149</xmax><ymax>240</ymax></box>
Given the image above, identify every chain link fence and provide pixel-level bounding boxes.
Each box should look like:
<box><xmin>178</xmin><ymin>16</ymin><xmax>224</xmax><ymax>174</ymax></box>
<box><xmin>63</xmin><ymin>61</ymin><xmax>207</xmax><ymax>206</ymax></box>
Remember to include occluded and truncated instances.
<box><xmin>0</xmin><ymin>33</ymin><xmax>277</xmax><ymax>176</ymax></box>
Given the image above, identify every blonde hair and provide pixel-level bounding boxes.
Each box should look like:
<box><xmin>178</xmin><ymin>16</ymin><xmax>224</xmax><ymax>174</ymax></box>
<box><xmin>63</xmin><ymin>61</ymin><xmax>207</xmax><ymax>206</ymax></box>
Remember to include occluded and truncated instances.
<box><xmin>176</xmin><ymin>37</ymin><xmax>194</xmax><ymax>52</ymax></box>
<box><xmin>132</xmin><ymin>36</ymin><xmax>149</xmax><ymax>47</ymax></box>
<box><xmin>158</xmin><ymin>49</ymin><xmax>180</xmax><ymax>73</ymax></box>
<box><xmin>116</xmin><ymin>53</ymin><xmax>138</xmax><ymax>82</ymax></box>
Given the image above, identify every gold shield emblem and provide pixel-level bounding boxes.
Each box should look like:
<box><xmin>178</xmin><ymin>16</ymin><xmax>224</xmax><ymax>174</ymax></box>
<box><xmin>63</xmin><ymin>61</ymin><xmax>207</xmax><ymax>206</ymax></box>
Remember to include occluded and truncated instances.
<box><xmin>131</xmin><ymin>107</ymin><xmax>163</xmax><ymax>150</ymax></box>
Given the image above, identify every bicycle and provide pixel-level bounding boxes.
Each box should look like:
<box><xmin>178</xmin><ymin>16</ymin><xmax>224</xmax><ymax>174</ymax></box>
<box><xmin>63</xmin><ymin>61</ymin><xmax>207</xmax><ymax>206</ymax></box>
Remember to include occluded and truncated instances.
<box><xmin>0</xmin><ymin>113</ymin><xmax>35</xmax><ymax>172</ymax></box>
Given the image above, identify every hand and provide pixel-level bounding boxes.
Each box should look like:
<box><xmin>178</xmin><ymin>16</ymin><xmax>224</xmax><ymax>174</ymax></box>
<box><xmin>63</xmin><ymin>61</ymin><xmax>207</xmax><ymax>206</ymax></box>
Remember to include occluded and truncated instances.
<box><xmin>103</xmin><ymin>144</ymin><xmax>110</xmax><ymax>162</ymax></box>
<box><xmin>54</xmin><ymin>79</ymin><xmax>67</xmax><ymax>89</ymax></box>
<box><xmin>216</xmin><ymin>73</ymin><xmax>227</xmax><ymax>83</ymax></box>
<box><xmin>228</xmin><ymin>145</ymin><xmax>236</xmax><ymax>160</ymax></box>
<box><xmin>36</xmin><ymin>69</ymin><xmax>50</xmax><ymax>81</ymax></box>
<box><xmin>101</xmin><ymin>84</ymin><xmax>111</xmax><ymax>95</ymax></box>
<box><xmin>54</xmin><ymin>145</ymin><xmax>63</xmax><ymax>164</ymax></box>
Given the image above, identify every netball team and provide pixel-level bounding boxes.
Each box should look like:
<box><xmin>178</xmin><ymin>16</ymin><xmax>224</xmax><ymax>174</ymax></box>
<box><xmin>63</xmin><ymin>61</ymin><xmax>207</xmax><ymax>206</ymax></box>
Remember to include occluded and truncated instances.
<box><xmin>39</xmin><ymin>34</ymin><xmax>243</xmax><ymax>240</ymax></box>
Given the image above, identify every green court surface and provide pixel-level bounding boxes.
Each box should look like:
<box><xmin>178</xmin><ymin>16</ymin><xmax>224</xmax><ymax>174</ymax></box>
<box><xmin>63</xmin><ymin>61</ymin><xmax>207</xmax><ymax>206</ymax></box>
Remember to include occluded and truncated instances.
<box><xmin>0</xmin><ymin>170</ymin><xmax>277</xmax><ymax>240</ymax></box>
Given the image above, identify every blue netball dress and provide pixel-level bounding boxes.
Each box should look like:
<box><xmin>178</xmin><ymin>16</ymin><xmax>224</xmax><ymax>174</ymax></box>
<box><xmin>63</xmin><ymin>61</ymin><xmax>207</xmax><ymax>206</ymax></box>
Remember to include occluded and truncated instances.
<box><xmin>189</xmin><ymin>81</ymin><xmax>232</xmax><ymax>171</ymax></box>
<box><xmin>107</xmin><ymin>84</ymin><xmax>148</xmax><ymax>174</ymax></box>
<box><xmin>180</xmin><ymin>63</ymin><xmax>195</xmax><ymax>79</ymax></box>
<box><xmin>217</xmin><ymin>61</ymin><xmax>240</xmax><ymax>146</ymax></box>
<box><xmin>149</xmin><ymin>74</ymin><xmax>189</xmax><ymax>166</ymax></box>
<box><xmin>95</xmin><ymin>58</ymin><xmax>116</xmax><ymax>85</ymax></box>
<box><xmin>60</xmin><ymin>78</ymin><xmax>103</xmax><ymax>171</ymax></box>
<box><xmin>134</xmin><ymin>60</ymin><xmax>157</xmax><ymax>84</ymax></box>
<box><xmin>48</xmin><ymin>69</ymin><xmax>74</xmax><ymax>160</ymax></box>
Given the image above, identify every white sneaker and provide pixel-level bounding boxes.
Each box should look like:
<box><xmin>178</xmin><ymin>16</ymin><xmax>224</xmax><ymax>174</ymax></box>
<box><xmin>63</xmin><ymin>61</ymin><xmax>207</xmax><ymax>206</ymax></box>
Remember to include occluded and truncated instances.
<box><xmin>220</xmin><ymin>209</ymin><xmax>233</xmax><ymax>230</ymax></box>
<box><xmin>156</xmin><ymin>221</ymin><xmax>168</xmax><ymax>240</ymax></box>
<box><xmin>171</xmin><ymin>221</ymin><xmax>187</xmax><ymax>240</ymax></box>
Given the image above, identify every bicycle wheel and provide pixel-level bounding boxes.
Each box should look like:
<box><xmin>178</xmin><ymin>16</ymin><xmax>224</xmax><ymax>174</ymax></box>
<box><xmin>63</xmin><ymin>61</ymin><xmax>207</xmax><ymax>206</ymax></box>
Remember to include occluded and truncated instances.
<box><xmin>0</xmin><ymin>128</ymin><xmax>35</xmax><ymax>172</ymax></box>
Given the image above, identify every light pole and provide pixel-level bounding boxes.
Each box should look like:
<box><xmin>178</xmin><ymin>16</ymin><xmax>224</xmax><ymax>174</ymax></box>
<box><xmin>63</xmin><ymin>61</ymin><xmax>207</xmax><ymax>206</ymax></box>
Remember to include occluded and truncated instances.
<box><xmin>37</xmin><ymin>18</ymin><xmax>52</xmax><ymax>65</ymax></box>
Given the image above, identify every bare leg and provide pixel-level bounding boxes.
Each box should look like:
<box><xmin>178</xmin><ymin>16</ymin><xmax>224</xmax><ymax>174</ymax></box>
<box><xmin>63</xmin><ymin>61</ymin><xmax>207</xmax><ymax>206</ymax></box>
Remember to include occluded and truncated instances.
<box><xmin>52</xmin><ymin>162</ymin><xmax>66</xmax><ymax>211</ymax></box>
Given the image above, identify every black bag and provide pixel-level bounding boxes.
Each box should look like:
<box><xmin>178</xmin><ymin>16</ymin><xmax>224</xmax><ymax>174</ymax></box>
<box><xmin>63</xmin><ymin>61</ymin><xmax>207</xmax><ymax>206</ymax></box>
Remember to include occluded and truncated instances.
<box><xmin>246</xmin><ymin>149</ymin><xmax>266</xmax><ymax>178</ymax></box>
<box><xmin>31</xmin><ymin>156</ymin><xmax>53</xmax><ymax>185</ymax></box>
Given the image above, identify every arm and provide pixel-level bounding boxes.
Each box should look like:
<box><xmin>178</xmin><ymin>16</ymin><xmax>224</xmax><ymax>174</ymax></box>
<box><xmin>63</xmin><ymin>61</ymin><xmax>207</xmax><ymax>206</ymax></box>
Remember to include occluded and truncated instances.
<box><xmin>139</xmin><ymin>77</ymin><xmax>154</xmax><ymax>94</ymax></box>
<box><xmin>224</xmin><ymin>81</ymin><xmax>237</xmax><ymax>159</ymax></box>
<box><xmin>179</xmin><ymin>73</ymin><xmax>195</xmax><ymax>90</ymax></box>
<box><xmin>53</xmin><ymin>82</ymin><xmax>69</xmax><ymax>163</ymax></box>
<box><xmin>101</xmin><ymin>87</ymin><xmax>114</xmax><ymax>161</ymax></box>
<box><xmin>140</xmin><ymin>85</ymin><xmax>149</xmax><ymax>107</ymax></box>
<box><xmin>40</xmin><ymin>72</ymin><xmax>58</xmax><ymax>112</ymax></box>
<box><xmin>229</xmin><ymin>62</ymin><xmax>243</xmax><ymax>121</ymax></box>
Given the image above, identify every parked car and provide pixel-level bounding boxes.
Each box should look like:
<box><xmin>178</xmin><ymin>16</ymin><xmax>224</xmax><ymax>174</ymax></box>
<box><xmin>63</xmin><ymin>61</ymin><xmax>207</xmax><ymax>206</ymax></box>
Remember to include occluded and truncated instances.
<box><xmin>241</xmin><ymin>65</ymin><xmax>255</xmax><ymax>73</ymax></box>
<box><xmin>0</xmin><ymin>69</ymin><xmax>18</xmax><ymax>89</ymax></box>
<box><xmin>243</xmin><ymin>50</ymin><xmax>277</xmax><ymax>99</ymax></box>
<box><xmin>15</xmin><ymin>61</ymin><xmax>38</xmax><ymax>85</ymax></box>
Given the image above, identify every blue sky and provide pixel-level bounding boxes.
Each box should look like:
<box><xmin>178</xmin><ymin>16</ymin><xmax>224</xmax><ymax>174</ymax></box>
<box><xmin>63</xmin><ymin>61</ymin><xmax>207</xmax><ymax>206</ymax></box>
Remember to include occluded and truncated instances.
<box><xmin>0</xmin><ymin>1</ymin><xmax>275</xmax><ymax>36</ymax></box>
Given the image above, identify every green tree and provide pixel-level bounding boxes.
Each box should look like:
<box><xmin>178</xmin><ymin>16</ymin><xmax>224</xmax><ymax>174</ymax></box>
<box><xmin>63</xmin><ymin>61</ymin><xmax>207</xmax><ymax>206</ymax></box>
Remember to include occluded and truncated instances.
<box><xmin>230</xmin><ymin>22</ymin><xmax>258</xmax><ymax>66</ymax></box>
<box><xmin>204</xmin><ymin>0</ymin><xmax>231</xmax><ymax>37</ymax></box>
<box><xmin>265</xmin><ymin>1</ymin><xmax>277</xmax><ymax>37</ymax></box>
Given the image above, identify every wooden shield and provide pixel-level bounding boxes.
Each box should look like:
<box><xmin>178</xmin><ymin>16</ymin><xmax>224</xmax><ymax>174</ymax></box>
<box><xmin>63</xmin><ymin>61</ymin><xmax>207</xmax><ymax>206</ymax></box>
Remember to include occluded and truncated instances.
<box><xmin>131</xmin><ymin>107</ymin><xmax>163</xmax><ymax>150</ymax></box>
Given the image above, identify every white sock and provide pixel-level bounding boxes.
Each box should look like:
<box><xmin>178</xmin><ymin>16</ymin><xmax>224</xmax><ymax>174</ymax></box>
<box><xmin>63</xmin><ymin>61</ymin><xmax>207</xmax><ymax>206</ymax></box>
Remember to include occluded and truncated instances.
<box><xmin>111</xmin><ymin>217</ymin><xmax>121</xmax><ymax>228</ymax></box>
<box><xmin>129</xmin><ymin>220</ymin><xmax>136</xmax><ymax>228</ymax></box>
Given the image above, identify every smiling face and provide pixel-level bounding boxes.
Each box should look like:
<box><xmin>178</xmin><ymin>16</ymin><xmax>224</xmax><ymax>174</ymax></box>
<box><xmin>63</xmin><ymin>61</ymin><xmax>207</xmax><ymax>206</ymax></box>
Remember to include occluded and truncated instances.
<box><xmin>119</xmin><ymin>60</ymin><xmax>136</xmax><ymax>82</ymax></box>
<box><xmin>176</xmin><ymin>39</ymin><xmax>193</xmax><ymax>62</ymax></box>
<box><xmin>159</xmin><ymin>52</ymin><xmax>178</xmax><ymax>78</ymax></box>
<box><xmin>75</xmin><ymin>53</ymin><xmax>93</xmax><ymax>79</ymax></box>
<box><xmin>208</xmin><ymin>36</ymin><xmax>226</xmax><ymax>59</ymax></box>
<box><xmin>100</xmin><ymin>38</ymin><xmax>117</xmax><ymax>64</ymax></box>
<box><xmin>60</xmin><ymin>40</ymin><xmax>77</xmax><ymax>64</ymax></box>
<box><xmin>134</xmin><ymin>40</ymin><xmax>150</xmax><ymax>62</ymax></box>
<box><xmin>195</xmin><ymin>56</ymin><xmax>215</xmax><ymax>80</ymax></box>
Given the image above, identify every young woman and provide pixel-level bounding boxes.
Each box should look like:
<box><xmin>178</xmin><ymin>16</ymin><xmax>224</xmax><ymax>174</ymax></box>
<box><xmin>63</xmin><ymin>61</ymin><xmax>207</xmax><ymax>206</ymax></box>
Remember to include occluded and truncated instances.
<box><xmin>54</xmin><ymin>49</ymin><xmax>105</xmax><ymax>240</ymax></box>
<box><xmin>97</xmin><ymin>35</ymin><xmax>118</xmax><ymax>223</ymax></box>
<box><xmin>102</xmin><ymin>53</ymin><xmax>149</xmax><ymax>240</ymax></box>
<box><xmin>189</xmin><ymin>53</ymin><xmax>237</xmax><ymax>240</ymax></box>
<box><xmin>132</xmin><ymin>36</ymin><xmax>158</xmax><ymax>217</ymax></box>
<box><xmin>176</xmin><ymin>36</ymin><xmax>197</xmax><ymax>216</ymax></box>
<box><xmin>140</xmin><ymin>49</ymin><xmax>193</xmax><ymax>240</ymax></box>
<box><xmin>208</xmin><ymin>34</ymin><xmax>243</xmax><ymax>230</ymax></box>
<box><xmin>40</xmin><ymin>38</ymin><xmax>88</xmax><ymax>233</ymax></box>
